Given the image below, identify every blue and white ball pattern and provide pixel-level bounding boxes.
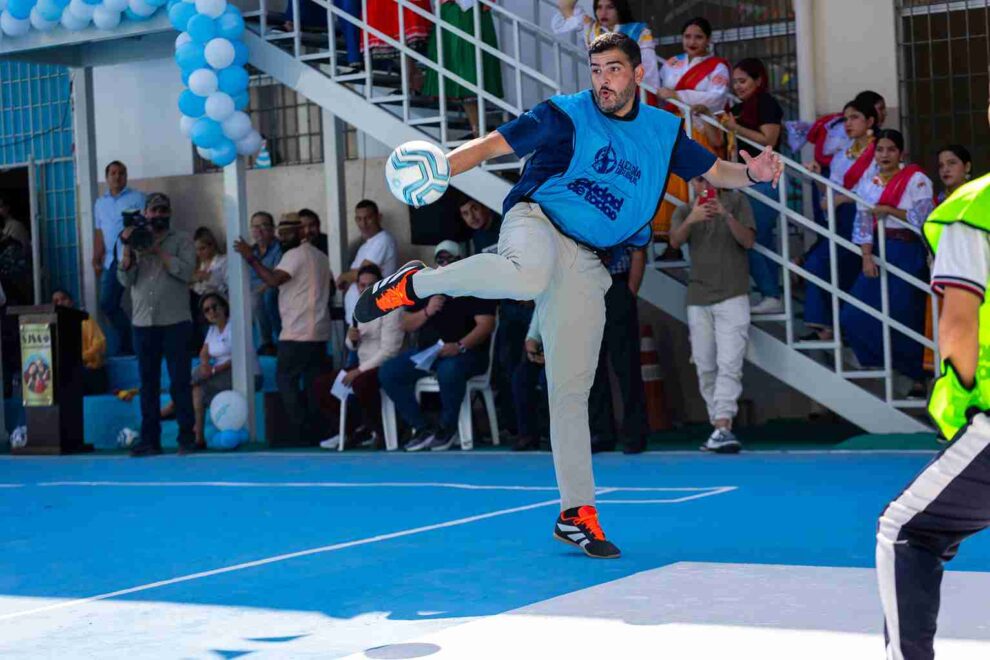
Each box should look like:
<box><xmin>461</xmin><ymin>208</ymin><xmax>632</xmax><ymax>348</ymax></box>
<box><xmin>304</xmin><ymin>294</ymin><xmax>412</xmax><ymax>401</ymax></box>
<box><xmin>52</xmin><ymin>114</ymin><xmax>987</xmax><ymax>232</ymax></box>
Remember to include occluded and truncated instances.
<box><xmin>386</xmin><ymin>140</ymin><xmax>451</xmax><ymax>208</ymax></box>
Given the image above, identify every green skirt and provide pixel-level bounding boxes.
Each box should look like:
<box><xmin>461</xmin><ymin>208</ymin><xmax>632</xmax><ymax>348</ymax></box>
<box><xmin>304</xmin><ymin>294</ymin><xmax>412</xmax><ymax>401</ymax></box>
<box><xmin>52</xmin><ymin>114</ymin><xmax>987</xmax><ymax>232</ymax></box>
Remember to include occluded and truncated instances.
<box><xmin>422</xmin><ymin>3</ymin><xmax>504</xmax><ymax>100</ymax></box>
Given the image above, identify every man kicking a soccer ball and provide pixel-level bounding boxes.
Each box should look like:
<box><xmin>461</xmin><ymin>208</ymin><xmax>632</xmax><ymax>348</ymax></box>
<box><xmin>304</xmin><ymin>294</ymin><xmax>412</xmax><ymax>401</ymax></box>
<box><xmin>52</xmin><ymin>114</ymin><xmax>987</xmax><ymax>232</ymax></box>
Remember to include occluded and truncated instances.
<box><xmin>356</xmin><ymin>32</ymin><xmax>782</xmax><ymax>559</ymax></box>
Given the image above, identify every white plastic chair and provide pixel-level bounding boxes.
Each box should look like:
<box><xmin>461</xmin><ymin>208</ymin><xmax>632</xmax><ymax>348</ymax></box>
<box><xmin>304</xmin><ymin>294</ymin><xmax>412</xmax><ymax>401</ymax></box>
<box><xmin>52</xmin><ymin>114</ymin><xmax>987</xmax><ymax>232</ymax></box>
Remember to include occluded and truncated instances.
<box><xmin>381</xmin><ymin>315</ymin><xmax>500</xmax><ymax>451</ymax></box>
<box><xmin>338</xmin><ymin>390</ymin><xmax>399</xmax><ymax>452</ymax></box>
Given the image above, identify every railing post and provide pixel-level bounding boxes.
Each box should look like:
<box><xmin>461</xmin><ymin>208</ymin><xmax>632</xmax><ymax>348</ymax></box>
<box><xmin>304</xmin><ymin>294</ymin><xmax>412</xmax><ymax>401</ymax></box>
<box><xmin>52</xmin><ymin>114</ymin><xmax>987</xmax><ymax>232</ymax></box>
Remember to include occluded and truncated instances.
<box><xmin>877</xmin><ymin>220</ymin><xmax>894</xmax><ymax>402</ymax></box>
<box><xmin>826</xmin><ymin>186</ymin><xmax>841</xmax><ymax>367</ymax></box>
<box><xmin>474</xmin><ymin>0</ymin><xmax>486</xmax><ymax>138</ymax></box>
<box><xmin>779</xmin><ymin>169</ymin><xmax>793</xmax><ymax>343</ymax></box>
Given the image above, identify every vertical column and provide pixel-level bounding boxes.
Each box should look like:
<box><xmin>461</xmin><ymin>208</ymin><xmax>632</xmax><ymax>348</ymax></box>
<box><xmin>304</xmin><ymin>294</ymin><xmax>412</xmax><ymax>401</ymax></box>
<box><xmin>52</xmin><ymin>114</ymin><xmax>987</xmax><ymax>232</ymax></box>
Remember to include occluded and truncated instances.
<box><xmin>322</xmin><ymin>109</ymin><xmax>348</xmax><ymax>279</ymax></box>
<box><xmin>223</xmin><ymin>157</ymin><xmax>256</xmax><ymax>440</ymax></box>
<box><xmin>72</xmin><ymin>67</ymin><xmax>99</xmax><ymax>318</ymax></box>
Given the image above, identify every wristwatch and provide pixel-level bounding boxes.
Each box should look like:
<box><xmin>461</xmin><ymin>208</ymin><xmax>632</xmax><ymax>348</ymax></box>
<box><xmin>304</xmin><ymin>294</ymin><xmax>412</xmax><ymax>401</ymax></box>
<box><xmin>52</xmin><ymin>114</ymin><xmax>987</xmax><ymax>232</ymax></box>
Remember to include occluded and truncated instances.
<box><xmin>457</xmin><ymin>341</ymin><xmax>467</xmax><ymax>354</ymax></box>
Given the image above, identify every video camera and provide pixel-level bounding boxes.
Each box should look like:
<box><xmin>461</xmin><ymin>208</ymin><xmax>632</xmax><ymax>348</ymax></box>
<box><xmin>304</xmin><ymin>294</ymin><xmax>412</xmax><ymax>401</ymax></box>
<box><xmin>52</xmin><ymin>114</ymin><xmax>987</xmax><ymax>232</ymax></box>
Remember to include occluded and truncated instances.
<box><xmin>121</xmin><ymin>209</ymin><xmax>154</xmax><ymax>252</ymax></box>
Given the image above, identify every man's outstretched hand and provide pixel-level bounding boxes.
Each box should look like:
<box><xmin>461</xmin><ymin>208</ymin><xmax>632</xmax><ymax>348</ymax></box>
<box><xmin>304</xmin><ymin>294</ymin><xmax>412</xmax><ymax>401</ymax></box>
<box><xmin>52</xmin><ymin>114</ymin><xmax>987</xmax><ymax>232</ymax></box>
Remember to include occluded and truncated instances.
<box><xmin>741</xmin><ymin>145</ymin><xmax>784</xmax><ymax>188</ymax></box>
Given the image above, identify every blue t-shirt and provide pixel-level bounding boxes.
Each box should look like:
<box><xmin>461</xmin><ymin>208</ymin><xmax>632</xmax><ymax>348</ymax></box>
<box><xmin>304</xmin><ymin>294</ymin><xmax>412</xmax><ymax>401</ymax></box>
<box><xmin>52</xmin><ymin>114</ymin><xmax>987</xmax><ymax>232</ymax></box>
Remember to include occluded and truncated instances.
<box><xmin>497</xmin><ymin>97</ymin><xmax>717</xmax><ymax>233</ymax></box>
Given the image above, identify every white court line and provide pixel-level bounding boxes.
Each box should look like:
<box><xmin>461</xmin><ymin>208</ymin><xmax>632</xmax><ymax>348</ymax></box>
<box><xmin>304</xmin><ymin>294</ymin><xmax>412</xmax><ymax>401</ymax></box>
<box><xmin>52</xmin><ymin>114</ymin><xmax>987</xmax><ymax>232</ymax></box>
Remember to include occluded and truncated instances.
<box><xmin>0</xmin><ymin>484</ymin><xmax>23</xmax><ymax>488</ymax></box>
<box><xmin>0</xmin><ymin>491</ymin><xmax>617</xmax><ymax>623</ymax></box>
<box><xmin>598</xmin><ymin>486</ymin><xmax>738</xmax><ymax>504</ymax></box>
<box><xmin>30</xmin><ymin>481</ymin><xmax>737</xmax><ymax>492</ymax></box>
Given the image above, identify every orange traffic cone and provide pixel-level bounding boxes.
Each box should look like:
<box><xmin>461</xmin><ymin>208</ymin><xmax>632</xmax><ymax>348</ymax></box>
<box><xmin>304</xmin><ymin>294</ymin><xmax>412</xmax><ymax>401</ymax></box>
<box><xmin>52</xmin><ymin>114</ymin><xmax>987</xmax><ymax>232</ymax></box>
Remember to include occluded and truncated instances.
<box><xmin>641</xmin><ymin>325</ymin><xmax>671</xmax><ymax>431</ymax></box>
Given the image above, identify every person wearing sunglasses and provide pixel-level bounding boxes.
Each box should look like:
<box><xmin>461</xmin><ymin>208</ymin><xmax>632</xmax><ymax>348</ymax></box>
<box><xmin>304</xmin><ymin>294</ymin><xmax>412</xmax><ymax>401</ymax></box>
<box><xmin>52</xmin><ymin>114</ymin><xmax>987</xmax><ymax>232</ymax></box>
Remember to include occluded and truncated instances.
<box><xmin>162</xmin><ymin>292</ymin><xmax>261</xmax><ymax>449</ymax></box>
<box><xmin>378</xmin><ymin>240</ymin><xmax>496</xmax><ymax>452</ymax></box>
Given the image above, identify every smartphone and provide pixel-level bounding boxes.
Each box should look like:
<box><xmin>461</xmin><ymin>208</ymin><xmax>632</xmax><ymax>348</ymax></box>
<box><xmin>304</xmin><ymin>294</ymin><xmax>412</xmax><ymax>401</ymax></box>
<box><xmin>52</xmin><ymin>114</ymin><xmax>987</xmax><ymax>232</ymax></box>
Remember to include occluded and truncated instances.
<box><xmin>700</xmin><ymin>187</ymin><xmax>716</xmax><ymax>204</ymax></box>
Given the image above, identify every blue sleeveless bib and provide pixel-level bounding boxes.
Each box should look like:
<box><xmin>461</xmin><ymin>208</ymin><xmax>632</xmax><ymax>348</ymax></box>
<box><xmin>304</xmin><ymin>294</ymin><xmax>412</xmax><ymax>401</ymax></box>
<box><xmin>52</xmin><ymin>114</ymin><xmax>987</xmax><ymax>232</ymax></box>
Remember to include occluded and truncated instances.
<box><xmin>531</xmin><ymin>91</ymin><xmax>682</xmax><ymax>249</ymax></box>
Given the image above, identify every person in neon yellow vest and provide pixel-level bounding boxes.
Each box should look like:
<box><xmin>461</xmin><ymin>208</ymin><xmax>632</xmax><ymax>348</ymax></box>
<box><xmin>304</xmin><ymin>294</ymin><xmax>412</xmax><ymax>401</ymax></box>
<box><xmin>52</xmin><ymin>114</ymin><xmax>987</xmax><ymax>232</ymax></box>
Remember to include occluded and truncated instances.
<box><xmin>875</xmin><ymin>101</ymin><xmax>990</xmax><ymax>658</ymax></box>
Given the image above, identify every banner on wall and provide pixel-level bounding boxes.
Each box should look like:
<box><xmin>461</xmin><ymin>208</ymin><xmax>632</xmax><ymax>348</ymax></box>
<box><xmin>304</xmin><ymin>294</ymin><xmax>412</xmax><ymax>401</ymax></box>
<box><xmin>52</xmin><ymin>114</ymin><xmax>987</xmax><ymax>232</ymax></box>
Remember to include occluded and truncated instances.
<box><xmin>20</xmin><ymin>323</ymin><xmax>54</xmax><ymax>407</ymax></box>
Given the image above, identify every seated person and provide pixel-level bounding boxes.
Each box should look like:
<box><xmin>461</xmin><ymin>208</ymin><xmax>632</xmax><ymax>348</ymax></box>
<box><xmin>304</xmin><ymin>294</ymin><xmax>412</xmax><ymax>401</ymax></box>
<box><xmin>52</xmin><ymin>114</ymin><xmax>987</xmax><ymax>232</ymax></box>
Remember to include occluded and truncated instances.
<box><xmin>511</xmin><ymin>309</ymin><xmax>548</xmax><ymax>452</ymax></box>
<box><xmin>379</xmin><ymin>241</ymin><xmax>496</xmax><ymax>452</ymax></box>
<box><xmin>52</xmin><ymin>289</ymin><xmax>108</xmax><ymax>395</ymax></box>
<box><xmin>333</xmin><ymin>264</ymin><xmax>404</xmax><ymax>450</ymax></box>
<box><xmin>162</xmin><ymin>293</ymin><xmax>261</xmax><ymax>448</ymax></box>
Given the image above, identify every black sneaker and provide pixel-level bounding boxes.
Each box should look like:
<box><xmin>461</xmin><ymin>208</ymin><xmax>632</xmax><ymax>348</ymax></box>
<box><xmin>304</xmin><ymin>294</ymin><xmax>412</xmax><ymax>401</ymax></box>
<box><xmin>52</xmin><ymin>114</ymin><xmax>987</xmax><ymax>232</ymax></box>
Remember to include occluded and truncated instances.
<box><xmin>405</xmin><ymin>427</ymin><xmax>435</xmax><ymax>452</ymax></box>
<box><xmin>354</xmin><ymin>260</ymin><xmax>425</xmax><ymax>323</ymax></box>
<box><xmin>428</xmin><ymin>427</ymin><xmax>458</xmax><ymax>451</ymax></box>
<box><xmin>553</xmin><ymin>506</ymin><xmax>621</xmax><ymax>559</ymax></box>
<box><xmin>700</xmin><ymin>428</ymin><xmax>742</xmax><ymax>454</ymax></box>
<box><xmin>129</xmin><ymin>444</ymin><xmax>163</xmax><ymax>458</ymax></box>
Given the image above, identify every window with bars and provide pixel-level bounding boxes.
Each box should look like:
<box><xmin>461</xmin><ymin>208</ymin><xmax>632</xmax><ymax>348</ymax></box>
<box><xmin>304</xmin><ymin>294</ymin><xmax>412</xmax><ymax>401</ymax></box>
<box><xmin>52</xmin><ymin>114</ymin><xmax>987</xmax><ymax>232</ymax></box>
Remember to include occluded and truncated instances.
<box><xmin>638</xmin><ymin>0</ymin><xmax>798</xmax><ymax>118</ymax></box>
<box><xmin>897</xmin><ymin>0</ymin><xmax>990</xmax><ymax>176</ymax></box>
<box><xmin>194</xmin><ymin>72</ymin><xmax>326</xmax><ymax>173</ymax></box>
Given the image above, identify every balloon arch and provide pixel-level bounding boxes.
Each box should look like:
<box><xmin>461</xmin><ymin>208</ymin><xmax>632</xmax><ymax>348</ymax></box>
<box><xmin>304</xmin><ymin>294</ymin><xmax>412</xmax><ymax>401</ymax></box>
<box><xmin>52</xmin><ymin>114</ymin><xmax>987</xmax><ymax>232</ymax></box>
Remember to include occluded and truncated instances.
<box><xmin>0</xmin><ymin>0</ymin><xmax>263</xmax><ymax>168</ymax></box>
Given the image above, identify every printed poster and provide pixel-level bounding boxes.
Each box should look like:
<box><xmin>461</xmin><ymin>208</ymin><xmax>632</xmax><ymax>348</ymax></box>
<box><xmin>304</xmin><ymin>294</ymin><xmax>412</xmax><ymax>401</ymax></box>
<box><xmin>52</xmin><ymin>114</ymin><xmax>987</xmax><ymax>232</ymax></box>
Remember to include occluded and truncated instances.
<box><xmin>20</xmin><ymin>323</ymin><xmax>53</xmax><ymax>407</ymax></box>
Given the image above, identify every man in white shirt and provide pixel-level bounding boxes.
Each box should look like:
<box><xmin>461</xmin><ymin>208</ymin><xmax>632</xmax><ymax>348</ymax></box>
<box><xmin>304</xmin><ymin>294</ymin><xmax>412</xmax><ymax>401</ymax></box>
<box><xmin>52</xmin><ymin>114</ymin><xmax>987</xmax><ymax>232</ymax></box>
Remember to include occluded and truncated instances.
<box><xmin>338</xmin><ymin>200</ymin><xmax>398</xmax><ymax>322</ymax></box>
<box><xmin>235</xmin><ymin>212</ymin><xmax>332</xmax><ymax>445</ymax></box>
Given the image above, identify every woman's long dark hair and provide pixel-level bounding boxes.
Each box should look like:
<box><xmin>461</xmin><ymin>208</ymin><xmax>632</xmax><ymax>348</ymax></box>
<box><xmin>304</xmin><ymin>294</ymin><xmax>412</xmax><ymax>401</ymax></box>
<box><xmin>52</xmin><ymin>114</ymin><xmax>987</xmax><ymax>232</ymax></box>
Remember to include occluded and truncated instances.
<box><xmin>734</xmin><ymin>58</ymin><xmax>770</xmax><ymax>130</ymax></box>
<box><xmin>875</xmin><ymin>128</ymin><xmax>905</xmax><ymax>153</ymax></box>
<box><xmin>593</xmin><ymin>0</ymin><xmax>635</xmax><ymax>25</ymax></box>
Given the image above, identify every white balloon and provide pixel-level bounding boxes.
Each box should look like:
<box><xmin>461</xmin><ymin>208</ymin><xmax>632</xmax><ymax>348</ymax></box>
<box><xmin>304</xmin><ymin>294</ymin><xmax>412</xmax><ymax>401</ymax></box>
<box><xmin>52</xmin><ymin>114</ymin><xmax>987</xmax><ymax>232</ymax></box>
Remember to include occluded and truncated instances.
<box><xmin>203</xmin><ymin>38</ymin><xmax>235</xmax><ymax>70</ymax></box>
<box><xmin>60</xmin><ymin>8</ymin><xmax>89</xmax><ymax>30</ymax></box>
<box><xmin>180</xmin><ymin>115</ymin><xmax>196</xmax><ymax>138</ymax></box>
<box><xmin>205</xmin><ymin>92</ymin><xmax>234</xmax><ymax>122</ymax></box>
<box><xmin>175</xmin><ymin>31</ymin><xmax>191</xmax><ymax>50</ymax></box>
<box><xmin>188</xmin><ymin>68</ymin><xmax>218</xmax><ymax>97</ymax></box>
<box><xmin>29</xmin><ymin>7</ymin><xmax>58</xmax><ymax>31</ymax></box>
<box><xmin>221</xmin><ymin>111</ymin><xmax>252</xmax><ymax>141</ymax></box>
<box><xmin>1</xmin><ymin>12</ymin><xmax>31</xmax><ymax>37</ymax></box>
<box><xmin>92</xmin><ymin>6</ymin><xmax>121</xmax><ymax>29</ymax></box>
<box><xmin>128</xmin><ymin>0</ymin><xmax>156</xmax><ymax>17</ymax></box>
<box><xmin>235</xmin><ymin>130</ymin><xmax>262</xmax><ymax>156</ymax></box>
<box><xmin>103</xmin><ymin>0</ymin><xmax>128</xmax><ymax>11</ymax></box>
<box><xmin>194</xmin><ymin>0</ymin><xmax>224</xmax><ymax>19</ymax></box>
<box><xmin>69</xmin><ymin>0</ymin><xmax>96</xmax><ymax>20</ymax></box>
<box><xmin>196</xmin><ymin>146</ymin><xmax>215</xmax><ymax>160</ymax></box>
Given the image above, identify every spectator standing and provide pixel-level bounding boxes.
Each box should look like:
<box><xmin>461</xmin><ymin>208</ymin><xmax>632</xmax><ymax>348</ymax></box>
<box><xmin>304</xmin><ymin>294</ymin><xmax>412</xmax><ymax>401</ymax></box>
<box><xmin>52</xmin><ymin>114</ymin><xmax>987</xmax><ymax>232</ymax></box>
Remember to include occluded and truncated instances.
<box><xmin>93</xmin><ymin>161</ymin><xmax>145</xmax><ymax>356</ymax></box>
<box><xmin>0</xmin><ymin>197</ymin><xmax>32</xmax><ymax>307</ymax></box>
<box><xmin>191</xmin><ymin>227</ymin><xmax>228</xmax><ymax>298</ymax></box>
<box><xmin>365</xmin><ymin>0</ymin><xmax>431</xmax><ymax>90</ymax></box>
<box><xmin>323</xmin><ymin>264</ymin><xmax>404</xmax><ymax>450</ymax></box>
<box><xmin>840</xmin><ymin>129</ymin><xmax>934</xmax><ymax>395</ymax></box>
<box><xmin>117</xmin><ymin>193</ymin><xmax>197</xmax><ymax>457</ymax></box>
<box><xmin>235</xmin><ymin>205</ymin><xmax>332</xmax><ymax>445</ymax></box>
<box><xmin>298</xmin><ymin>208</ymin><xmax>329</xmax><ymax>255</ymax></box>
<box><xmin>0</xmin><ymin>196</ymin><xmax>31</xmax><ymax>247</ymax></box>
<box><xmin>512</xmin><ymin>310</ymin><xmax>548</xmax><ymax>451</ymax></box>
<box><xmin>338</xmin><ymin>200</ymin><xmax>399</xmax><ymax>322</ymax></box>
<box><xmin>248</xmin><ymin>212</ymin><xmax>283</xmax><ymax>355</ymax></box>
<box><xmin>553</xmin><ymin>0</ymin><xmax>660</xmax><ymax>92</ymax></box>
<box><xmin>802</xmin><ymin>97</ymin><xmax>879</xmax><ymax>342</ymax></box>
<box><xmin>670</xmin><ymin>177</ymin><xmax>756</xmax><ymax>453</ymax></box>
<box><xmin>378</xmin><ymin>241</ymin><xmax>496</xmax><ymax>452</ymax></box>
<box><xmin>588</xmin><ymin>244</ymin><xmax>649</xmax><ymax>454</ymax></box>
<box><xmin>719</xmin><ymin>57</ymin><xmax>785</xmax><ymax>314</ymax></box>
<box><xmin>52</xmin><ymin>288</ymin><xmax>108</xmax><ymax>395</ymax></box>
<box><xmin>423</xmin><ymin>0</ymin><xmax>505</xmax><ymax>137</ymax></box>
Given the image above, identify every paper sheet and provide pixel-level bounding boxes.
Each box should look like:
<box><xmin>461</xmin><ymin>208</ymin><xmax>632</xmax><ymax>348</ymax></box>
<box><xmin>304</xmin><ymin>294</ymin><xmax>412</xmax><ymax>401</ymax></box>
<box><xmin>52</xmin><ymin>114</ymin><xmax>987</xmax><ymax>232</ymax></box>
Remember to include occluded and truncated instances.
<box><xmin>410</xmin><ymin>340</ymin><xmax>445</xmax><ymax>372</ymax></box>
<box><xmin>331</xmin><ymin>370</ymin><xmax>354</xmax><ymax>401</ymax></box>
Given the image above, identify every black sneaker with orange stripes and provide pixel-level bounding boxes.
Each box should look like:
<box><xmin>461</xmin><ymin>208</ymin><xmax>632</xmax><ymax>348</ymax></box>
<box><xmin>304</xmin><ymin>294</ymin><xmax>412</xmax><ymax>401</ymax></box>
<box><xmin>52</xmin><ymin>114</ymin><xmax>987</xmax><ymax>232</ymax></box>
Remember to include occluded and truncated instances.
<box><xmin>553</xmin><ymin>506</ymin><xmax>621</xmax><ymax>559</ymax></box>
<box><xmin>354</xmin><ymin>260</ymin><xmax>426</xmax><ymax>323</ymax></box>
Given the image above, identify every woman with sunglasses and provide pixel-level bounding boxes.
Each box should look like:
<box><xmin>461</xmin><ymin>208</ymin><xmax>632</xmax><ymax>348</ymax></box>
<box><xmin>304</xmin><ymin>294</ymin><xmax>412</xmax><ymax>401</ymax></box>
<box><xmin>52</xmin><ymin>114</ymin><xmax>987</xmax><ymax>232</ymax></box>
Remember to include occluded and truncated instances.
<box><xmin>162</xmin><ymin>292</ymin><xmax>261</xmax><ymax>448</ymax></box>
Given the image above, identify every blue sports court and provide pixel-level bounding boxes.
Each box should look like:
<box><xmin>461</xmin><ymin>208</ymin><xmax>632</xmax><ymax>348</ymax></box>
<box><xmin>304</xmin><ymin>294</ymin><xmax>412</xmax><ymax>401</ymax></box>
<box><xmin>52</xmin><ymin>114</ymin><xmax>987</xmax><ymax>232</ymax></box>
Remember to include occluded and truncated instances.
<box><xmin>1</xmin><ymin>450</ymin><xmax>988</xmax><ymax>658</ymax></box>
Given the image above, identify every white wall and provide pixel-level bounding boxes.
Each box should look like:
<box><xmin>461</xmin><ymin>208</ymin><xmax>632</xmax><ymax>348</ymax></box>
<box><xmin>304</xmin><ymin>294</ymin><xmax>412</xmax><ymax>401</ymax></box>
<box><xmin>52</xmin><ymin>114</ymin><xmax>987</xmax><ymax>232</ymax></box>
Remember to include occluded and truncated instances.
<box><xmin>93</xmin><ymin>58</ymin><xmax>193</xmax><ymax>182</ymax></box>
<box><xmin>812</xmin><ymin>0</ymin><xmax>900</xmax><ymax>126</ymax></box>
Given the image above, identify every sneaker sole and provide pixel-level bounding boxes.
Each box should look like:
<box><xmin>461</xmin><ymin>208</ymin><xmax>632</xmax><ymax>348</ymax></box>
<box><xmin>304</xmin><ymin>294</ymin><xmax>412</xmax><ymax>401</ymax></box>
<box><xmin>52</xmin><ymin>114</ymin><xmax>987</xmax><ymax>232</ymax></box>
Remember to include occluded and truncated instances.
<box><xmin>552</xmin><ymin>531</ymin><xmax>621</xmax><ymax>559</ymax></box>
<box><xmin>700</xmin><ymin>443</ymin><xmax>742</xmax><ymax>454</ymax></box>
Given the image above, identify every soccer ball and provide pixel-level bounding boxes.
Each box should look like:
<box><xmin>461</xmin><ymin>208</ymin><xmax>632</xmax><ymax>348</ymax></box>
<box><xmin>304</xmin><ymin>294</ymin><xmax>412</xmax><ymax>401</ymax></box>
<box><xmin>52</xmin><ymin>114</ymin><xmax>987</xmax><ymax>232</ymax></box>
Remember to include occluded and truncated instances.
<box><xmin>117</xmin><ymin>427</ymin><xmax>139</xmax><ymax>448</ymax></box>
<box><xmin>10</xmin><ymin>426</ymin><xmax>27</xmax><ymax>449</ymax></box>
<box><xmin>210</xmin><ymin>390</ymin><xmax>248</xmax><ymax>431</ymax></box>
<box><xmin>385</xmin><ymin>140</ymin><xmax>451</xmax><ymax>208</ymax></box>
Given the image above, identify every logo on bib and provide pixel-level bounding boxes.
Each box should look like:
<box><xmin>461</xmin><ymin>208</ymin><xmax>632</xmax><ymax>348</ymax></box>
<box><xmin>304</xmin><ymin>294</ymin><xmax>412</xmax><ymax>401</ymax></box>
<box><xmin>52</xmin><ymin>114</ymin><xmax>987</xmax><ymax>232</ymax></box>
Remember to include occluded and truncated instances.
<box><xmin>593</xmin><ymin>144</ymin><xmax>618</xmax><ymax>174</ymax></box>
<box><xmin>566</xmin><ymin>178</ymin><xmax>625</xmax><ymax>220</ymax></box>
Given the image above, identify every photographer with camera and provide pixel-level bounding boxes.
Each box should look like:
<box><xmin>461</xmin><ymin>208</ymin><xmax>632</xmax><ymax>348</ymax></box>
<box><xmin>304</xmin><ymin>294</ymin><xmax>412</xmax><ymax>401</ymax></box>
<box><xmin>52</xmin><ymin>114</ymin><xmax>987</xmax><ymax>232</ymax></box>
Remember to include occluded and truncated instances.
<box><xmin>117</xmin><ymin>192</ymin><xmax>198</xmax><ymax>457</ymax></box>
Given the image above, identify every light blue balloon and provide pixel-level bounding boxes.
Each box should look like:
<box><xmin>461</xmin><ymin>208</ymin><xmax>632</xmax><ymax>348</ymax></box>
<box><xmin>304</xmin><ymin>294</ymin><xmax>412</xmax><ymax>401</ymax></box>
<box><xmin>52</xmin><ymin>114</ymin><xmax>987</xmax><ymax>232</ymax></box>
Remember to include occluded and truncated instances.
<box><xmin>217</xmin><ymin>66</ymin><xmax>248</xmax><ymax>95</ymax></box>
<box><xmin>215</xmin><ymin>9</ymin><xmax>243</xmax><ymax>40</ymax></box>
<box><xmin>7</xmin><ymin>0</ymin><xmax>36</xmax><ymax>21</ymax></box>
<box><xmin>124</xmin><ymin>6</ymin><xmax>151</xmax><ymax>20</ymax></box>
<box><xmin>181</xmin><ymin>68</ymin><xmax>191</xmax><ymax>86</ymax></box>
<box><xmin>146</xmin><ymin>0</ymin><xmax>167</xmax><ymax>6</ymax></box>
<box><xmin>36</xmin><ymin>0</ymin><xmax>61</xmax><ymax>21</ymax></box>
<box><xmin>167</xmin><ymin>0</ymin><xmax>194</xmax><ymax>31</ymax></box>
<box><xmin>178</xmin><ymin>89</ymin><xmax>206</xmax><ymax>117</ymax></box>
<box><xmin>232</xmin><ymin>40</ymin><xmax>249</xmax><ymax>67</ymax></box>
<box><xmin>232</xmin><ymin>91</ymin><xmax>249</xmax><ymax>111</ymax></box>
<box><xmin>166</xmin><ymin>0</ymin><xmax>179</xmax><ymax>8</ymax></box>
<box><xmin>190</xmin><ymin>117</ymin><xmax>223</xmax><ymax>148</ymax></box>
<box><xmin>210</xmin><ymin>428</ymin><xmax>244</xmax><ymax>450</ymax></box>
<box><xmin>175</xmin><ymin>42</ymin><xmax>207</xmax><ymax>72</ymax></box>
<box><xmin>186</xmin><ymin>13</ymin><xmax>216</xmax><ymax>44</ymax></box>
<box><xmin>82</xmin><ymin>0</ymin><xmax>101</xmax><ymax>5</ymax></box>
<box><xmin>211</xmin><ymin>138</ymin><xmax>237</xmax><ymax>167</ymax></box>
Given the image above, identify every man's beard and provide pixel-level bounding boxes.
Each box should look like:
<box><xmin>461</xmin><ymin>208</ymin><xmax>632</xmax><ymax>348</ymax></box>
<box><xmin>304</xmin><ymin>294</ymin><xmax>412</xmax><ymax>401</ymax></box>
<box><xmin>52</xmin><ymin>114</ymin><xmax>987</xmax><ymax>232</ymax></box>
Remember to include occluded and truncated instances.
<box><xmin>593</xmin><ymin>83</ymin><xmax>636</xmax><ymax>114</ymax></box>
